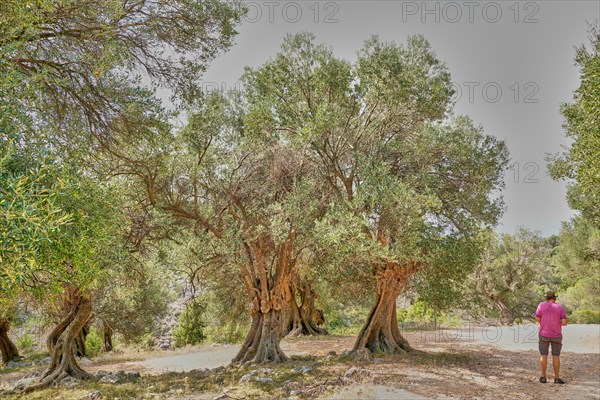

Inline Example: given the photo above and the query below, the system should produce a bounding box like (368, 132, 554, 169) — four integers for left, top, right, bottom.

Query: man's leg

(551, 338, 564, 383)
(540, 355, 548, 377)
(539, 336, 550, 380)
(552, 356, 560, 379)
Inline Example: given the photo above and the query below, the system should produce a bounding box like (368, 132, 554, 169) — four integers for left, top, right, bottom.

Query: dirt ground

(2, 330, 599, 399)
(282, 333, 600, 399)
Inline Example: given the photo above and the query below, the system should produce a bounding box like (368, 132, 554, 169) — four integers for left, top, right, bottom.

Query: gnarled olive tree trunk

(232, 232, 295, 364)
(351, 262, 418, 356)
(490, 294, 516, 325)
(22, 290, 94, 392)
(287, 285, 328, 337)
(0, 318, 20, 365)
(102, 319, 114, 352)
(75, 319, 92, 357)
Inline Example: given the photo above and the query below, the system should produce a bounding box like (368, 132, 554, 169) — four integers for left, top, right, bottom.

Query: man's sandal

(539, 377, 547, 383)
(554, 378, 565, 384)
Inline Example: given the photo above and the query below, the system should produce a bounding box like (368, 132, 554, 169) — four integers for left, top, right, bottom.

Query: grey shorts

(539, 335, 562, 356)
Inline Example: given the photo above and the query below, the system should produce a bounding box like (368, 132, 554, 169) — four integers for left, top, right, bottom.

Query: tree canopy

(548, 25, 600, 226)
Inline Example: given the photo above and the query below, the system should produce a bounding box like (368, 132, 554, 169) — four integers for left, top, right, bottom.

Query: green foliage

(173, 300, 207, 348)
(96, 265, 171, 343)
(396, 300, 463, 328)
(399, 300, 434, 322)
(553, 216, 600, 321)
(16, 334, 34, 354)
(236, 33, 509, 308)
(323, 306, 371, 336)
(570, 309, 600, 324)
(85, 327, 103, 358)
(465, 228, 552, 323)
(0, 0, 245, 135)
(0, 147, 70, 300)
(133, 332, 156, 351)
(547, 25, 600, 226)
(206, 321, 248, 344)
(414, 230, 488, 313)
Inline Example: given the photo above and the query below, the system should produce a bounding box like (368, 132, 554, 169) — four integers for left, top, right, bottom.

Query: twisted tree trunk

(21, 291, 94, 392)
(490, 295, 516, 325)
(287, 285, 328, 337)
(351, 262, 418, 356)
(232, 232, 294, 364)
(102, 320, 113, 352)
(233, 308, 289, 364)
(0, 318, 21, 365)
(75, 320, 91, 357)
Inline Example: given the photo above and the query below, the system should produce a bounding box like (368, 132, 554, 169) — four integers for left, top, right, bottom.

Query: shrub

(570, 309, 600, 324)
(324, 306, 368, 336)
(85, 327, 103, 357)
(133, 332, 156, 351)
(207, 320, 247, 344)
(172, 300, 206, 348)
(16, 334, 34, 354)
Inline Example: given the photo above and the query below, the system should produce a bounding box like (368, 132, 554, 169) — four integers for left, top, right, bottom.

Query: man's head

(545, 290, 557, 301)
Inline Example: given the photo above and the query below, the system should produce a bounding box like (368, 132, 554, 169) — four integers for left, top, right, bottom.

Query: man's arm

(561, 318, 568, 326)
(535, 316, 541, 324)
(560, 306, 567, 326)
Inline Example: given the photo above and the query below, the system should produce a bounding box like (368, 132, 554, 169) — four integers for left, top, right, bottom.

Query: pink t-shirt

(535, 301, 567, 338)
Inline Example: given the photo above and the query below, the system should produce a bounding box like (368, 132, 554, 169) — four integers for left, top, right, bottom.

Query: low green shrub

(16, 334, 34, 354)
(570, 309, 600, 324)
(173, 300, 207, 348)
(85, 327, 103, 357)
(397, 299, 463, 328)
(206, 320, 247, 344)
(324, 306, 369, 335)
(134, 332, 156, 351)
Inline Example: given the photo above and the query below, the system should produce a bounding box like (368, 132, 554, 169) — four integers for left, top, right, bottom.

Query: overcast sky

(200, 0, 599, 236)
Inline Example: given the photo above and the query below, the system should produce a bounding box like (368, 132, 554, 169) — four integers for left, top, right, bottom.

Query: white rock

(255, 377, 274, 383)
(100, 375, 119, 384)
(61, 377, 82, 388)
(80, 390, 102, 399)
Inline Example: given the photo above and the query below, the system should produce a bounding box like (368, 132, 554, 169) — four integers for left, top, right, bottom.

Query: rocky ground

(1, 330, 598, 399)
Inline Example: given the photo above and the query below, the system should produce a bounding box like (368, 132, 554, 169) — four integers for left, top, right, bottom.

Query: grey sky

(200, 0, 599, 236)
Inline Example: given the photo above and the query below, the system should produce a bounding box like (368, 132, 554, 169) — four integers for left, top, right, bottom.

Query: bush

(322, 305, 369, 336)
(133, 332, 156, 351)
(570, 309, 600, 324)
(173, 300, 206, 348)
(396, 299, 462, 328)
(207, 320, 247, 344)
(16, 334, 34, 354)
(85, 327, 103, 357)
(397, 299, 434, 324)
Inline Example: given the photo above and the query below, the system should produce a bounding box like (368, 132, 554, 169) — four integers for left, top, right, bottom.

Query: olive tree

(467, 229, 551, 325)
(0, 148, 68, 365)
(547, 25, 600, 226)
(115, 32, 508, 363)
(16, 176, 132, 392)
(238, 33, 509, 356)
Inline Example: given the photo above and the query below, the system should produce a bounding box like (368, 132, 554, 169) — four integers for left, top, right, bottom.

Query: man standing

(535, 290, 568, 384)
